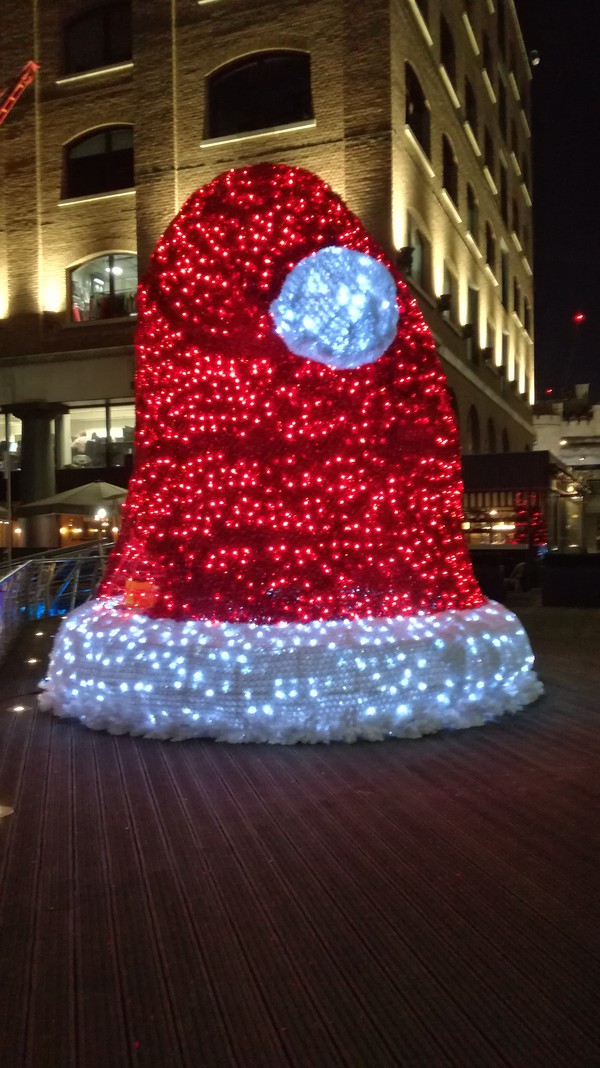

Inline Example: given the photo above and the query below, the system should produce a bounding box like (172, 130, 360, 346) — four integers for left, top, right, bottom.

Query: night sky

(515, 0, 600, 400)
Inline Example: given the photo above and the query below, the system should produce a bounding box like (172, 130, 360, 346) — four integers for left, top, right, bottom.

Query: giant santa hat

(40, 164, 542, 741)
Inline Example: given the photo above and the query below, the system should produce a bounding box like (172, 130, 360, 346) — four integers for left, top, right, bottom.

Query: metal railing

(0, 541, 111, 660)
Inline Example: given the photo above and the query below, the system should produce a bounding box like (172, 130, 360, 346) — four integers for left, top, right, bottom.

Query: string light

(39, 598, 542, 742)
(40, 163, 542, 740)
(101, 163, 482, 623)
(270, 245, 399, 368)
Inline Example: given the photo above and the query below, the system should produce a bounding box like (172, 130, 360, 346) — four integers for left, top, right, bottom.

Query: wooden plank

(1, 611, 600, 1066)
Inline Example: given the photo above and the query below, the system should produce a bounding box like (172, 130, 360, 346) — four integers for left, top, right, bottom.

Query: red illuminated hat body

(100, 163, 483, 624)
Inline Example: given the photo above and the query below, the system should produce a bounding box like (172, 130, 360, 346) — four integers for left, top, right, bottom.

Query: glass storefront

(463, 487, 584, 552)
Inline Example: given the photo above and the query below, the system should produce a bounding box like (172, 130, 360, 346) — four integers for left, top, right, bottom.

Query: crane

(1, 58, 39, 567)
(0, 61, 39, 127)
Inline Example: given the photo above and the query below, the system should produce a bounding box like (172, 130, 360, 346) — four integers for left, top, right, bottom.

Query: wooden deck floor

(0, 606, 599, 1067)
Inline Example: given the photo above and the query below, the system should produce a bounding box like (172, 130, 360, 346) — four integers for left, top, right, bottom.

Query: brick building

(0, 0, 535, 546)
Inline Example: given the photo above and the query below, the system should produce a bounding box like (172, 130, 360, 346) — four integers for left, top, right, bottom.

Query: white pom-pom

(270, 246, 399, 369)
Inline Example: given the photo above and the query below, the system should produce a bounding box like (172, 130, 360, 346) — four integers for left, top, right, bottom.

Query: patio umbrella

(18, 481, 127, 517)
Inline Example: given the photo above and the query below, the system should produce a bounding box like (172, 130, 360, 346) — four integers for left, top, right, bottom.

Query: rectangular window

(63, 402, 135, 469)
(484, 128, 495, 177)
(65, 3, 132, 75)
(501, 332, 509, 369)
(442, 265, 459, 324)
(407, 217, 432, 294)
(513, 278, 521, 320)
(497, 0, 506, 59)
(467, 286, 479, 333)
(440, 16, 456, 86)
(500, 250, 509, 308)
(487, 321, 496, 356)
(500, 163, 508, 224)
(498, 80, 508, 140)
(1, 415, 22, 473)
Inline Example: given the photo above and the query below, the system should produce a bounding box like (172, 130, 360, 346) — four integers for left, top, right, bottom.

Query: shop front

(461, 451, 585, 554)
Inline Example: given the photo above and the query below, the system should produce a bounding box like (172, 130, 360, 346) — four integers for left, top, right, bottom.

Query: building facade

(0, 0, 535, 546)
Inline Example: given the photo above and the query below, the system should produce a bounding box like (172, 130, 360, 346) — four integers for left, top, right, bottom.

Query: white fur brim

(38, 598, 543, 743)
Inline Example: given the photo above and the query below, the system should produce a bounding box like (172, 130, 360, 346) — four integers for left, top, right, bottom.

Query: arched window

(405, 64, 430, 157)
(70, 252, 138, 322)
(466, 183, 479, 242)
(442, 135, 458, 205)
(485, 222, 496, 271)
(206, 51, 313, 139)
(487, 417, 497, 453)
(64, 3, 131, 75)
(502, 428, 510, 452)
(465, 77, 478, 139)
(467, 405, 481, 453)
(440, 15, 456, 86)
(64, 126, 134, 199)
